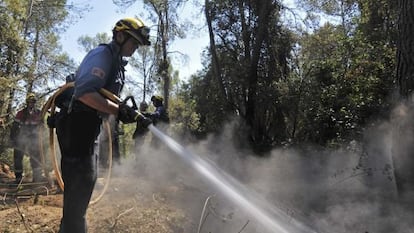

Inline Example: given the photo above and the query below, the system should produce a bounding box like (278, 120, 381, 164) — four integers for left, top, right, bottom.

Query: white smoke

(105, 106, 414, 233)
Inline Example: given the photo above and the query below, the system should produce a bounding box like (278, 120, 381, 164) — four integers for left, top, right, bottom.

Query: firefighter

(132, 101, 149, 139)
(133, 95, 169, 148)
(54, 17, 152, 233)
(132, 101, 150, 153)
(9, 93, 46, 183)
(149, 95, 169, 148)
(139, 101, 149, 113)
(148, 95, 169, 124)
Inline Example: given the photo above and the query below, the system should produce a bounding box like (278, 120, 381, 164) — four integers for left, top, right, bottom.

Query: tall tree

(0, 0, 27, 154)
(144, 0, 189, 110)
(205, 0, 226, 99)
(113, 0, 188, 110)
(393, 0, 414, 199)
(128, 46, 156, 102)
(396, 0, 414, 97)
(2, 0, 78, 112)
(201, 0, 292, 151)
(0, 0, 83, 155)
(290, 0, 396, 145)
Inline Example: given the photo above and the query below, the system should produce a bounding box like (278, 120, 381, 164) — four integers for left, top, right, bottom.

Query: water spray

(44, 85, 320, 231)
(148, 125, 320, 233)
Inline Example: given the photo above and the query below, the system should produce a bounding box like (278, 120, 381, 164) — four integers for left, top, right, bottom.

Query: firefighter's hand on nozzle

(118, 102, 140, 124)
(138, 114, 152, 128)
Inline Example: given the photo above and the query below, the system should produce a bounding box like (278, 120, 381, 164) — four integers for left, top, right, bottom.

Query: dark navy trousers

(56, 110, 101, 233)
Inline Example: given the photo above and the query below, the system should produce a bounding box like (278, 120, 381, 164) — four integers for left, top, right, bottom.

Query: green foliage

(1, 0, 77, 107)
(168, 90, 201, 136)
(77, 33, 112, 53)
(177, 71, 226, 137)
(188, 0, 294, 151)
(0, 0, 27, 78)
(0, 0, 402, 158)
(286, 0, 397, 146)
(178, 0, 398, 150)
(0, 0, 81, 160)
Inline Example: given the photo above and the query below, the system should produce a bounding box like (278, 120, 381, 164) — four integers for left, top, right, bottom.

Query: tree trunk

(162, 7, 170, 110)
(394, 0, 414, 200)
(397, 0, 414, 97)
(245, 0, 275, 142)
(205, 0, 227, 100)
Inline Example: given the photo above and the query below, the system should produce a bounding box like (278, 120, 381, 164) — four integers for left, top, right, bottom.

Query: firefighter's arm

(78, 92, 118, 115)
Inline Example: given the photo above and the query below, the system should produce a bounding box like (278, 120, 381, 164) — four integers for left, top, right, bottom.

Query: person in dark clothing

(148, 95, 169, 124)
(133, 95, 169, 148)
(54, 17, 152, 233)
(9, 93, 45, 184)
(132, 101, 149, 150)
(148, 95, 169, 148)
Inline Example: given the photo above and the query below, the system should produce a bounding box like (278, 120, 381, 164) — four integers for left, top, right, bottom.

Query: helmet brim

(126, 30, 151, 46)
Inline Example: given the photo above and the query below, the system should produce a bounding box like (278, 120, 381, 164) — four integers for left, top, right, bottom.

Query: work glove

(118, 102, 153, 126)
(137, 114, 152, 128)
(118, 102, 140, 124)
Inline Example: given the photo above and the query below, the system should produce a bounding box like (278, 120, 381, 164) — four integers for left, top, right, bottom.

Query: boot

(32, 168, 47, 183)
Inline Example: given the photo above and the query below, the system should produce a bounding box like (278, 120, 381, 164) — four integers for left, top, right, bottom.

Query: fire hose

(41, 82, 119, 205)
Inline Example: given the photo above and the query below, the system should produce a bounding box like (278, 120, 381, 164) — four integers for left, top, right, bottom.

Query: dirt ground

(3, 136, 414, 233)
(0, 155, 249, 233)
(0, 136, 273, 233)
(0, 183, 188, 233)
(0, 163, 200, 233)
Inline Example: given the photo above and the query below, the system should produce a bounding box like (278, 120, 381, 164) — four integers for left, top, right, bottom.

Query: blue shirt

(153, 105, 166, 118)
(73, 42, 125, 99)
(151, 105, 169, 123)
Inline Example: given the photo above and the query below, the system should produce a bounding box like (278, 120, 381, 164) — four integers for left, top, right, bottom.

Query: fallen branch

(197, 195, 214, 233)
(15, 199, 34, 232)
(2, 192, 7, 205)
(110, 207, 135, 231)
(238, 220, 250, 233)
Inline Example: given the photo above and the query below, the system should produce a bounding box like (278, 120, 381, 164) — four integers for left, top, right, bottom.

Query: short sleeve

(74, 46, 113, 99)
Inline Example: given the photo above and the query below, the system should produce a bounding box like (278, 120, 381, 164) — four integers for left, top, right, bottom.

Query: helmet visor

(126, 26, 151, 46)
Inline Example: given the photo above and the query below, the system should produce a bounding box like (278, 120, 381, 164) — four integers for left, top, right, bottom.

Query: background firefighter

(52, 17, 152, 233)
(9, 93, 46, 184)
(148, 95, 170, 124)
(132, 101, 149, 152)
(133, 95, 169, 148)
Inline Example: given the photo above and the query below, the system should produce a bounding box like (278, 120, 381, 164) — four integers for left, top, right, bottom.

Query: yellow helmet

(114, 17, 151, 46)
(26, 93, 36, 103)
(151, 95, 163, 102)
